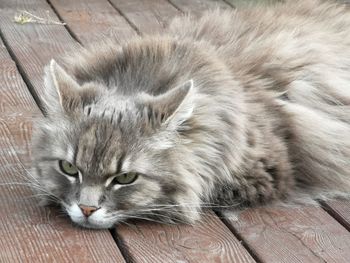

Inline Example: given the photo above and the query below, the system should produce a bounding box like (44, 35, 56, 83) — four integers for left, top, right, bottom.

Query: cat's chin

(72, 215, 117, 229)
(74, 220, 115, 229)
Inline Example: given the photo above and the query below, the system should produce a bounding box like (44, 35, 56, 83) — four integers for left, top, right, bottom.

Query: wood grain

(0, 38, 37, 117)
(115, 211, 256, 263)
(48, 0, 137, 44)
(223, 205, 350, 263)
(109, 0, 180, 34)
(0, 0, 126, 261)
(322, 200, 350, 230)
(0, 0, 80, 99)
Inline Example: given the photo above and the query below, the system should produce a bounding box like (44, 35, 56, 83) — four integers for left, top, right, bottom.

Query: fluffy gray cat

(32, 0, 350, 229)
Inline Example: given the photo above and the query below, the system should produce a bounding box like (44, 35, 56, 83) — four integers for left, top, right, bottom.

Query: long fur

(169, 0, 350, 200)
(31, 0, 350, 228)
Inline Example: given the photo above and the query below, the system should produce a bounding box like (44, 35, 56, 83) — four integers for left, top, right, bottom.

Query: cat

(31, 0, 350, 229)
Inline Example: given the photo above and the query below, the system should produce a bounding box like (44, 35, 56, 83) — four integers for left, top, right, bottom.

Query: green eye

(112, 172, 138, 185)
(59, 160, 79, 177)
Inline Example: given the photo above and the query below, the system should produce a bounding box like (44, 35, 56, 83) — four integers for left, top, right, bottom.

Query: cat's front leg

(213, 156, 294, 211)
(237, 155, 295, 207)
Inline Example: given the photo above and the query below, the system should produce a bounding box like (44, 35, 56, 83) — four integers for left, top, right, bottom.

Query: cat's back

(168, 0, 350, 74)
(65, 0, 350, 99)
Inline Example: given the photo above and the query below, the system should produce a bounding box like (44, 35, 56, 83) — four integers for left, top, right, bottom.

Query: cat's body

(32, 0, 350, 228)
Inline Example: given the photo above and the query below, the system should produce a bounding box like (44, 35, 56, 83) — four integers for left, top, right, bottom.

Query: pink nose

(79, 205, 99, 217)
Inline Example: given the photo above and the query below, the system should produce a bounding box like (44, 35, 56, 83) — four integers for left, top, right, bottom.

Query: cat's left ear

(43, 59, 84, 115)
(145, 79, 195, 130)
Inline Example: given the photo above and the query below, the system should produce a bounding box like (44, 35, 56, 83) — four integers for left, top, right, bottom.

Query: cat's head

(32, 59, 202, 229)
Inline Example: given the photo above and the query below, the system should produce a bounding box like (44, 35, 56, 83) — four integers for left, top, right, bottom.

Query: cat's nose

(79, 204, 100, 217)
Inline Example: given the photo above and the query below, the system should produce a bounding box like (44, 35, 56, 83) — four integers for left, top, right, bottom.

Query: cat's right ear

(141, 79, 195, 130)
(42, 59, 81, 116)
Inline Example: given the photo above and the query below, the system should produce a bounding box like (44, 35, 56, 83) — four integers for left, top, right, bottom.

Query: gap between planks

(46, 0, 82, 44)
(106, 0, 141, 35)
(320, 200, 350, 232)
(0, 28, 45, 114)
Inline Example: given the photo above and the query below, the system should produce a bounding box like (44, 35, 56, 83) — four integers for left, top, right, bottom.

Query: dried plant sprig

(14, 10, 66, 25)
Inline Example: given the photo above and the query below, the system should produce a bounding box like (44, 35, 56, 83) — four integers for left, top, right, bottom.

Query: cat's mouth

(64, 203, 117, 229)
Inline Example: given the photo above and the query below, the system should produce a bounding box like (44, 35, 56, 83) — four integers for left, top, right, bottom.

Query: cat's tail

(281, 90, 350, 200)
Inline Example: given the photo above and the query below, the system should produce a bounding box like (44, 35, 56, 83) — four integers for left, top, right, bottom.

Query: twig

(14, 10, 66, 25)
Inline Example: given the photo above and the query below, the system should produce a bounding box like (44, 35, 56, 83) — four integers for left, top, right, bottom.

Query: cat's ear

(43, 59, 82, 115)
(145, 79, 195, 129)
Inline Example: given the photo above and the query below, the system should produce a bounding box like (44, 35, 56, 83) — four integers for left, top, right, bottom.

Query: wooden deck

(0, 0, 349, 262)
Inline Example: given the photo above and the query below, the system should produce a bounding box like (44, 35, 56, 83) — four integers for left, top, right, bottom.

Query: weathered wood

(116, 211, 256, 263)
(49, 0, 137, 44)
(0, 39, 36, 116)
(0, 35, 39, 163)
(223, 205, 350, 263)
(0, 0, 80, 100)
(0, 1, 126, 262)
(322, 200, 350, 230)
(168, 0, 231, 14)
(109, 0, 180, 34)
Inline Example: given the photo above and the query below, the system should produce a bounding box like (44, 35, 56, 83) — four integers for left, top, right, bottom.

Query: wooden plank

(0, 39, 37, 116)
(0, 0, 80, 99)
(116, 211, 256, 263)
(108, 0, 180, 34)
(0, 36, 38, 161)
(168, 0, 231, 14)
(49, 0, 137, 44)
(0, 1, 126, 261)
(223, 206, 350, 263)
(49, 0, 257, 261)
(322, 200, 350, 230)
